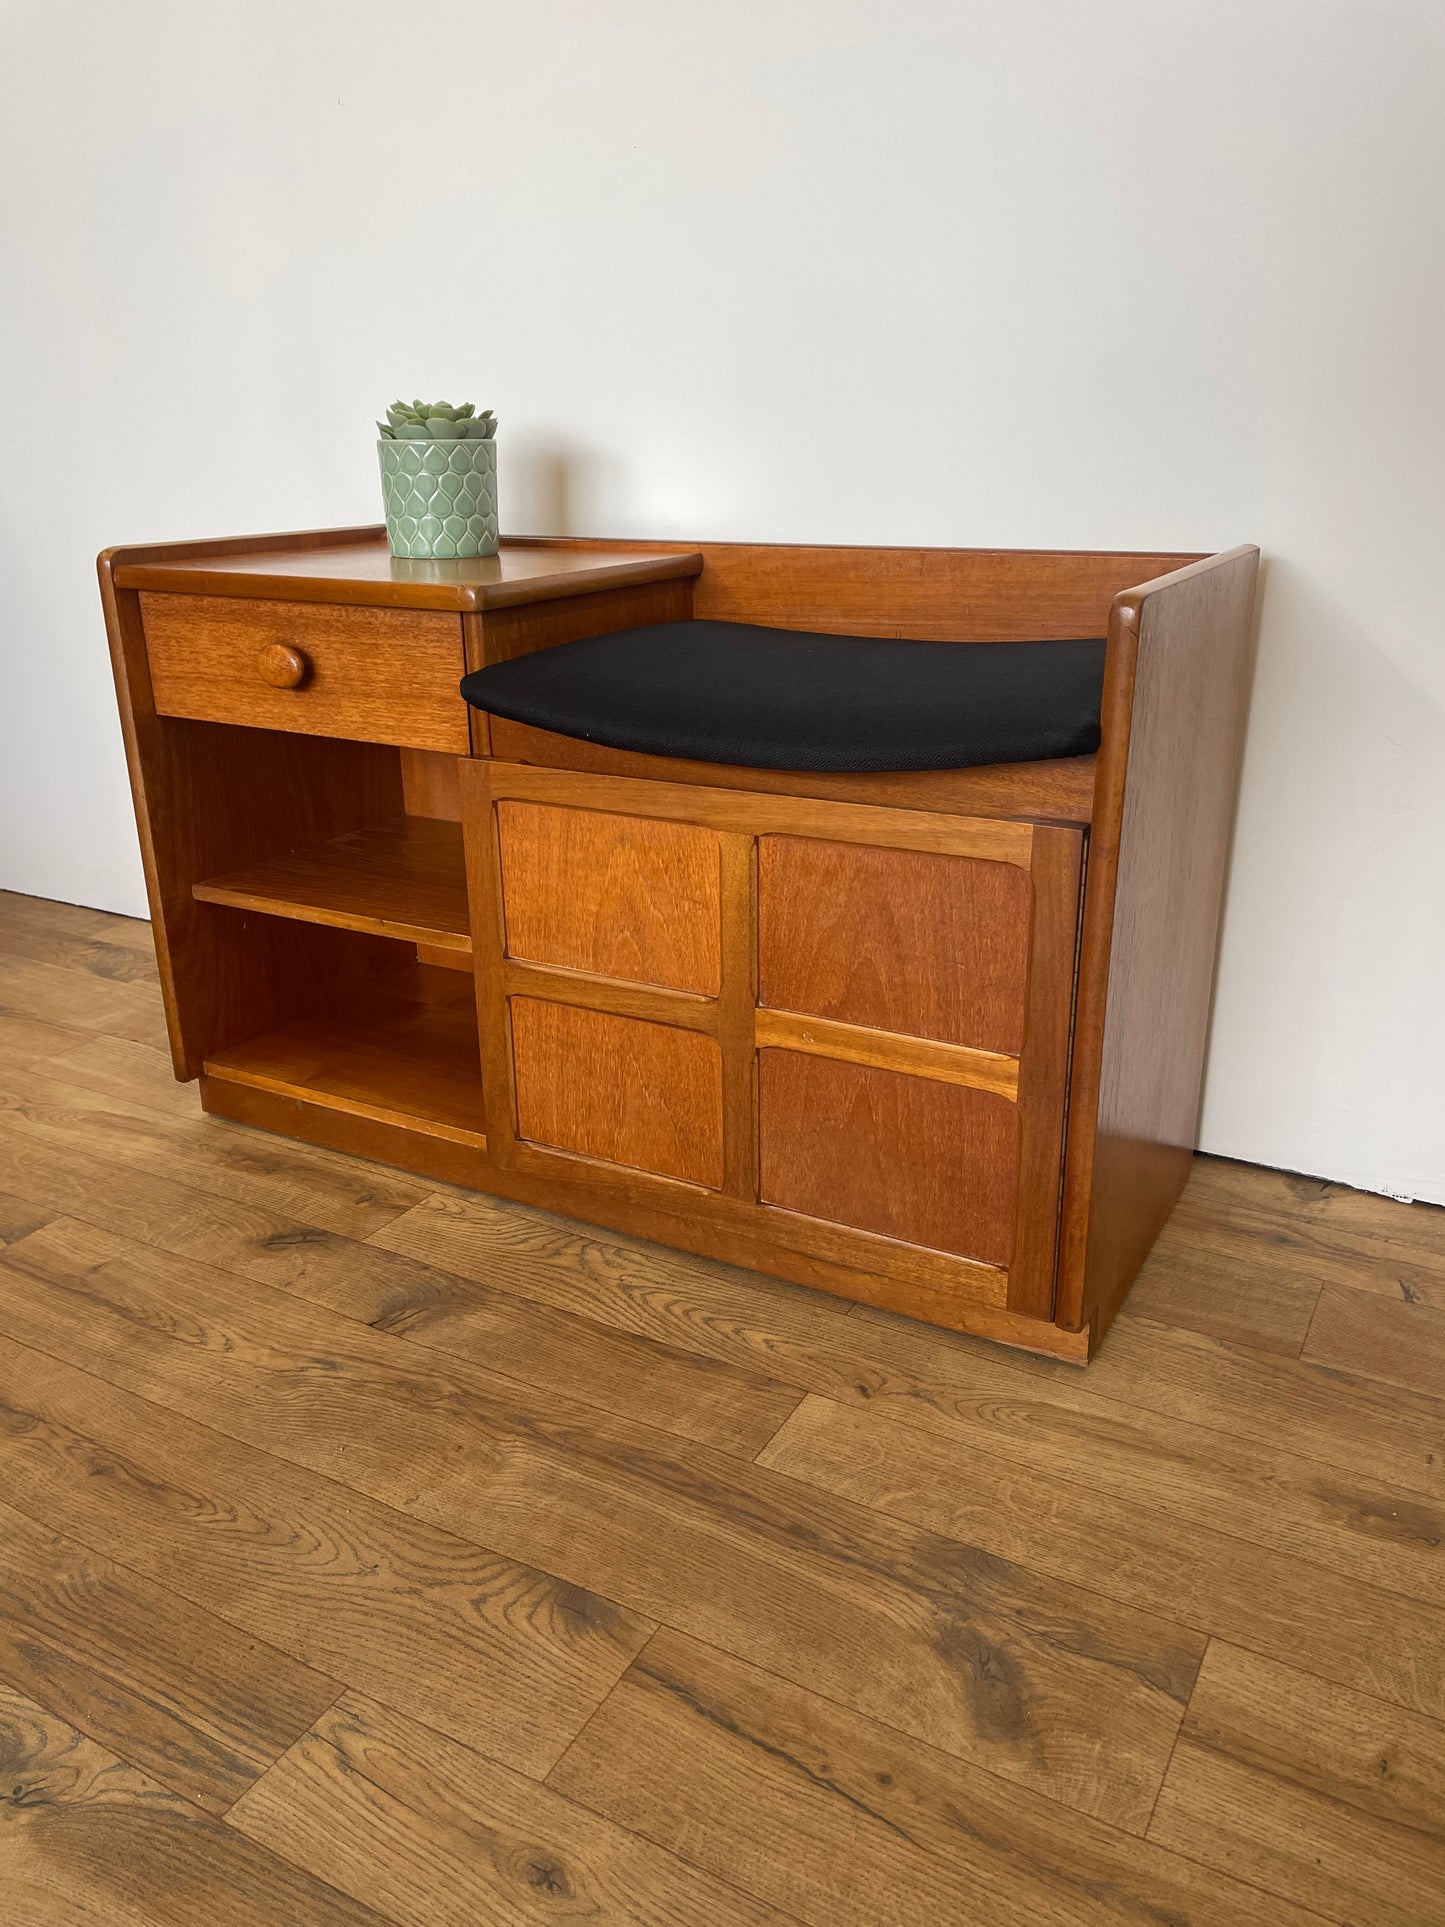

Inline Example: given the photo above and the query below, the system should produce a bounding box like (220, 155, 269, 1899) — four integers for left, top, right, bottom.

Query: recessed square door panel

(497, 801, 721, 994)
(758, 835, 1031, 1053)
(758, 1048, 1020, 1265)
(511, 997, 724, 1188)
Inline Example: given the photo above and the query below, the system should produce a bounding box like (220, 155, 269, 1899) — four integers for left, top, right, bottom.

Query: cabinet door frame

(460, 759, 1081, 1320)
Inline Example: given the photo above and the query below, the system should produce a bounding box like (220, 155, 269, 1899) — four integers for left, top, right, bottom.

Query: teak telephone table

(99, 529, 1258, 1361)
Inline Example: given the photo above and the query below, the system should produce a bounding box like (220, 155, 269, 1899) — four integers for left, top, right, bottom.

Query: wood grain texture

(0, 1087, 797, 1458)
(8, 897, 1444, 1927)
(371, 1160, 1445, 1611)
(0, 916, 158, 989)
(1082, 1301, 1445, 1501)
(0, 1223, 1195, 1827)
(397, 746, 462, 821)
(717, 831, 760, 1200)
(111, 530, 704, 612)
(484, 760, 1035, 865)
(1058, 546, 1260, 1336)
(1183, 1157, 1445, 1309)
(497, 800, 721, 993)
(548, 1628, 1319, 1927)
(206, 963, 487, 1146)
(195, 815, 471, 954)
(0, 1497, 339, 1814)
(466, 758, 1051, 1334)
(512, 998, 724, 1187)
(759, 1050, 1020, 1265)
(1005, 824, 1084, 1318)
(229, 1690, 785, 1926)
(140, 591, 470, 750)
(754, 1007, 1019, 1099)
(795, 1288, 1445, 1607)
(489, 717, 1098, 823)
(0, 1057, 428, 1242)
(0, 1189, 51, 1246)
(1124, 1196, 1325, 1354)
(497, 535, 1198, 641)
(39, 1032, 198, 1116)
(475, 575, 695, 665)
(201, 1063, 1026, 1338)
(0, 1680, 385, 1926)
(0, 1327, 652, 1778)
(0, 889, 157, 954)
(1302, 1282, 1445, 1396)
(0, 955, 173, 1055)
(501, 959, 715, 1033)
(255, 639, 308, 688)
(759, 834, 1032, 1051)
(1148, 1642, 1445, 1926)
(757, 1393, 1445, 1723)
(847, 1269, 1445, 1507)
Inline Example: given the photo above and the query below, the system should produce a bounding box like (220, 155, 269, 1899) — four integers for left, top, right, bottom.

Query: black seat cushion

(460, 619, 1107, 774)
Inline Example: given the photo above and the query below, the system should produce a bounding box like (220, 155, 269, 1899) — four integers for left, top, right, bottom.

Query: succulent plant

(376, 400, 497, 442)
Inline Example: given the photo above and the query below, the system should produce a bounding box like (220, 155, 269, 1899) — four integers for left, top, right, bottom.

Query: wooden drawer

(139, 592, 470, 752)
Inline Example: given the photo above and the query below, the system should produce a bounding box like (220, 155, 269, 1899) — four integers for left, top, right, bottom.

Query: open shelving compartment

(187, 746, 488, 1155)
(194, 815, 472, 957)
(203, 955, 487, 1147)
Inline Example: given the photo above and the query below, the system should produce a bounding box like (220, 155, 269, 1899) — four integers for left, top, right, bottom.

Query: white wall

(2, 0, 1442, 1202)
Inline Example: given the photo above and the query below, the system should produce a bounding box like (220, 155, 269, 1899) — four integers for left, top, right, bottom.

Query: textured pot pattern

(378, 437, 499, 558)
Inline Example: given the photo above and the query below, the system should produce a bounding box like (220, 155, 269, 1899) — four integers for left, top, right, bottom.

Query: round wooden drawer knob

(256, 642, 309, 689)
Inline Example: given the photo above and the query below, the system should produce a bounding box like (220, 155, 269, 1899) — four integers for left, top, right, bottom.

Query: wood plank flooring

(0, 887, 1442, 1924)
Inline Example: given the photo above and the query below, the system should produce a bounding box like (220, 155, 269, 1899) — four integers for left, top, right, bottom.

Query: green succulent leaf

(380, 398, 496, 440)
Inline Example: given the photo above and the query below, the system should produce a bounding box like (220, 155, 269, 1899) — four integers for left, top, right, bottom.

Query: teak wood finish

(98, 526, 1258, 1359)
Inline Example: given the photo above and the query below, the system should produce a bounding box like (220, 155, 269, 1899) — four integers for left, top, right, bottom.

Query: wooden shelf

(194, 816, 471, 956)
(204, 964, 486, 1146)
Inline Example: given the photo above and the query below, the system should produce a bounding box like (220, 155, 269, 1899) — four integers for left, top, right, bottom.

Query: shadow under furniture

(98, 530, 1258, 1361)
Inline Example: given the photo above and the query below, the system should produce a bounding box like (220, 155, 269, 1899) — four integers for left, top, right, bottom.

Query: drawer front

(140, 592, 470, 752)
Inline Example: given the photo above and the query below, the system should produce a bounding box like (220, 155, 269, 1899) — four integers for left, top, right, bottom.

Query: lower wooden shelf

(194, 815, 471, 956)
(204, 963, 487, 1146)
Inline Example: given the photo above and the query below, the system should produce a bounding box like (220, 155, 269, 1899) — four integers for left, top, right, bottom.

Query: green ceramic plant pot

(378, 436, 499, 558)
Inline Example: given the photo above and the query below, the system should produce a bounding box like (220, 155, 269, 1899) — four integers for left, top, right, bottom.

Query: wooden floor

(0, 889, 1442, 1926)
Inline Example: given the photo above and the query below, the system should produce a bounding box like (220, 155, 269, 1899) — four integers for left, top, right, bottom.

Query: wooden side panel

(758, 836, 1031, 1052)
(496, 802, 721, 994)
(399, 749, 462, 821)
(1057, 547, 1261, 1336)
(139, 593, 470, 752)
(511, 998, 723, 1188)
(98, 565, 412, 1081)
(758, 1051, 1019, 1265)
